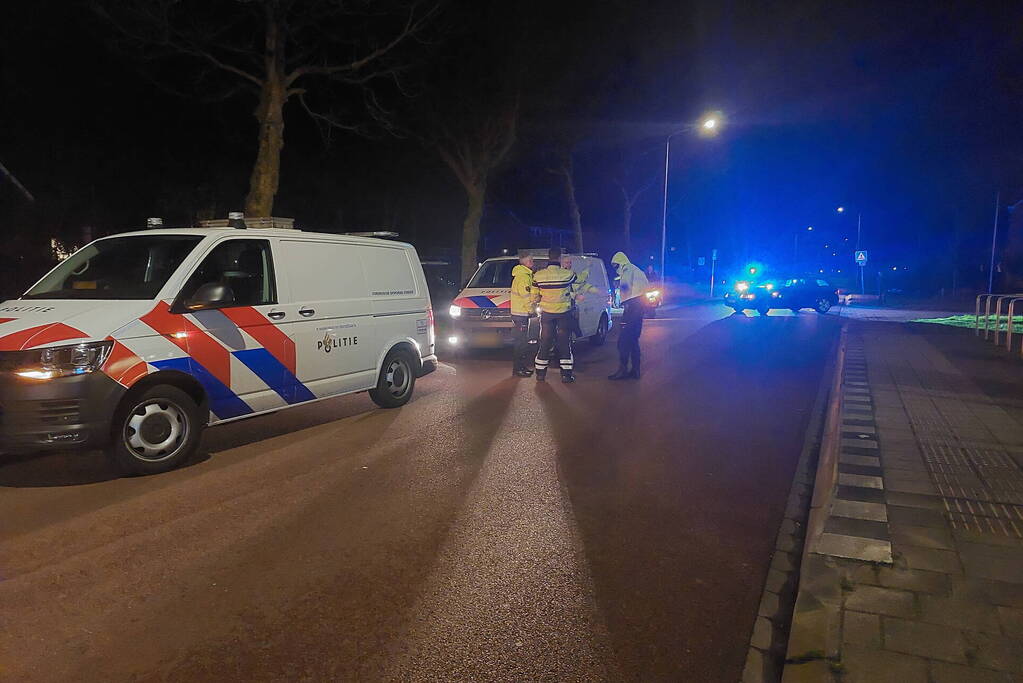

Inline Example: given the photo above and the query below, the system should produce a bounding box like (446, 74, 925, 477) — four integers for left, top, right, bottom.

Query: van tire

(370, 348, 417, 408)
(106, 384, 204, 476)
(590, 313, 609, 346)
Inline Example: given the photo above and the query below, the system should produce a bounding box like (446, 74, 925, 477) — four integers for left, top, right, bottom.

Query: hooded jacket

(611, 252, 650, 303)
(510, 264, 538, 315)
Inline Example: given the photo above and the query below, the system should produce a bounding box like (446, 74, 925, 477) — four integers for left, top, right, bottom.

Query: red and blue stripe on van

(453, 294, 512, 309)
(138, 302, 314, 420)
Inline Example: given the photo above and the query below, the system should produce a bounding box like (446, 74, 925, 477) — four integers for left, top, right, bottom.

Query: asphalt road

(0, 303, 841, 682)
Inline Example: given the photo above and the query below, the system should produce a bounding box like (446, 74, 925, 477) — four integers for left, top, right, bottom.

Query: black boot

(535, 368, 547, 382)
(628, 359, 641, 379)
(561, 370, 576, 383)
(608, 365, 630, 380)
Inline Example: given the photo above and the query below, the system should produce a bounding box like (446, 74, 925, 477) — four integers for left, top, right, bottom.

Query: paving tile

(959, 543, 1023, 583)
(885, 477, 939, 495)
(899, 544, 962, 574)
(839, 473, 885, 489)
(891, 524, 956, 550)
(771, 550, 798, 574)
(833, 498, 888, 522)
(845, 585, 916, 618)
(963, 631, 1023, 673)
(873, 567, 952, 594)
(919, 594, 1003, 634)
(843, 610, 881, 648)
(929, 660, 1014, 683)
(883, 617, 968, 663)
(951, 578, 1023, 609)
(996, 606, 1023, 638)
(886, 491, 945, 510)
(840, 644, 928, 683)
(888, 505, 948, 529)
(751, 615, 774, 650)
(815, 532, 893, 563)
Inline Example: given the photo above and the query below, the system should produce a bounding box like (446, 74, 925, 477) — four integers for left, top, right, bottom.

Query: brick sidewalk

(784, 322, 1023, 683)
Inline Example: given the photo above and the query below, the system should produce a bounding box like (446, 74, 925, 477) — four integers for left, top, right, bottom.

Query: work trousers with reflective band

(536, 311, 573, 371)
(512, 314, 532, 370)
(618, 297, 645, 369)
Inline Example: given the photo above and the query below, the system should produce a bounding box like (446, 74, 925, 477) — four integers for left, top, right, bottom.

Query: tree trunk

(559, 165, 583, 253)
(244, 76, 286, 217)
(460, 182, 486, 283)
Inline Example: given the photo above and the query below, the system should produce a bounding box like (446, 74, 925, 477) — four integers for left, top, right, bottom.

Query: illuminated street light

(836, 206, 845, 213)
(807, 226, 814, 231)
(661, 110, 724, 291)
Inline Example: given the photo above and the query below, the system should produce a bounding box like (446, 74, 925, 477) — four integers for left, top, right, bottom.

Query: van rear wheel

(106, 384, 204, 476)
(370, 348, 417, 408)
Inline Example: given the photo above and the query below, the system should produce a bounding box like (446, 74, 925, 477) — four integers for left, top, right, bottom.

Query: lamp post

(660, 112, 721, 291)
(837, 206, 864, 294)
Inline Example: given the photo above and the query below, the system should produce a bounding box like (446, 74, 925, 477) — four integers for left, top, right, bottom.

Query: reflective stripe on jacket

(533, 265, 577, 314)
(510, 264, 538, 315)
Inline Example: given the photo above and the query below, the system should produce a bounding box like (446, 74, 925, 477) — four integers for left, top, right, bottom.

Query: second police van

(0, 216, 437, 474)
(447, 250, 613, 349)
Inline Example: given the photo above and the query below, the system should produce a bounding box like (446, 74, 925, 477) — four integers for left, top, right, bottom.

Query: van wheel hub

(125, 400, 187, 461)
(385, 359, 411, 397)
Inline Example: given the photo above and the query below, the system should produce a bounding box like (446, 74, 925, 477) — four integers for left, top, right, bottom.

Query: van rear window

(23, 235, 203, 300)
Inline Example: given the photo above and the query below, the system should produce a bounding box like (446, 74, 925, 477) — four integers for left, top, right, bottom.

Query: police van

(447, 251, 612, 349)
(0, 216, 437, 474)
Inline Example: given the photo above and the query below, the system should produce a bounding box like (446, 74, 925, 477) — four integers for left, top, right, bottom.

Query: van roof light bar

(228, 212, 247, 229)
(345, 231, 400, 239)
(146, 217, 163, 229)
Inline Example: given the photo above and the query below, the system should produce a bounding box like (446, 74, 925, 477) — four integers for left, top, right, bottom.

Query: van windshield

(23, 235, 204, 300)
(467, 259, 548, 288)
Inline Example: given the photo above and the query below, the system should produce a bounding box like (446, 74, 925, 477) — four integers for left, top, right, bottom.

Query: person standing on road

(510, 253, 538, 377)
(534, 247, 577, 383)
(609, 251, 649, 380)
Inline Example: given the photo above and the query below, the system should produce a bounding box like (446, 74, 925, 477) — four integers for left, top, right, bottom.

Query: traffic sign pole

(710, 249, 718, 297)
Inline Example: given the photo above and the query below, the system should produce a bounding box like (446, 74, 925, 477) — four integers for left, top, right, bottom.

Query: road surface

(0, 303, 841, 682)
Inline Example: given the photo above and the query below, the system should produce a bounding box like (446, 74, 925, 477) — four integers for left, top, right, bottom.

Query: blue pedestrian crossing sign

(855, 250, 868, 266)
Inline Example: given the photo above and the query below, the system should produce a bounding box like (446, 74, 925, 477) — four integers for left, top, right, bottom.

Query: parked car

(724, 276, 838, 315)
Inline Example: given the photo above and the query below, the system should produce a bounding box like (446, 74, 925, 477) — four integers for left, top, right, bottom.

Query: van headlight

(448, 305, 462, 318)
(13, 341, 113, 380)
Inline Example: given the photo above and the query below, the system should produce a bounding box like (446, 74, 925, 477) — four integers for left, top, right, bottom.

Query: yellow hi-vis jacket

(533, 264, 577, 314)
(510, 264, 538, 315)
(612, 251, 650, 303)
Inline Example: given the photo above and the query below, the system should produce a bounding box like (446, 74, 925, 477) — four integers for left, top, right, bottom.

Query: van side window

(179, 239, 276, 307)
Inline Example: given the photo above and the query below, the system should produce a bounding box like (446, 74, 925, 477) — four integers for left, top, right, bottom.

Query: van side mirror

(185, 282, 235, 311)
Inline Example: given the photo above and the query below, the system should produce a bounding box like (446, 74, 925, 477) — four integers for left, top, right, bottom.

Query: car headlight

(646, 290, 661, 300)
(13, 341, 113, 380)
(772, 291, 780, 297)
(448, 304, 462, 318)
(735, 282, 749, 292)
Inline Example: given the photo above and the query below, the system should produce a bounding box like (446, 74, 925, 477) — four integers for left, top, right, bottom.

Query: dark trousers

(512, 314, 532, 370)
(536, 311, 573, 372)
(618, 297, 645, 369)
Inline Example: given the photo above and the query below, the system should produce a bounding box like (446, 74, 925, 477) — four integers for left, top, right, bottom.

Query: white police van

(0, 216, 436, 474)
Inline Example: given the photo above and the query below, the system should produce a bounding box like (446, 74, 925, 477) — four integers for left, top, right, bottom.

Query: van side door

(276, 239, 377, 397)
(164, 237, 297, 419)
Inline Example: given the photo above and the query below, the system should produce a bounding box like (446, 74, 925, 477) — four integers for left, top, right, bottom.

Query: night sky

(2, 0, 1022, 296)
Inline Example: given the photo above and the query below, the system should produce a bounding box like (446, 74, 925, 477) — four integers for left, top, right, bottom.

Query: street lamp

(660, 110, 723, 291)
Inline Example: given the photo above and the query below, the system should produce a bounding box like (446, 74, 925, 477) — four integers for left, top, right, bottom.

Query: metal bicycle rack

(975, 293, 1023, 356)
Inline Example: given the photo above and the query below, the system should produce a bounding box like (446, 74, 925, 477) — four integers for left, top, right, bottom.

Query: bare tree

(95, 0, 439, 216)
(428, 98, 519, 282)
(547, 143, 583, 253)
(615, 177, 653, 253)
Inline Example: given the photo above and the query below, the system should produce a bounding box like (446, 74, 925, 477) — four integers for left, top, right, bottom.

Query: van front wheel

(370, 349, 417, 408)
(106, 384, 204, 476)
